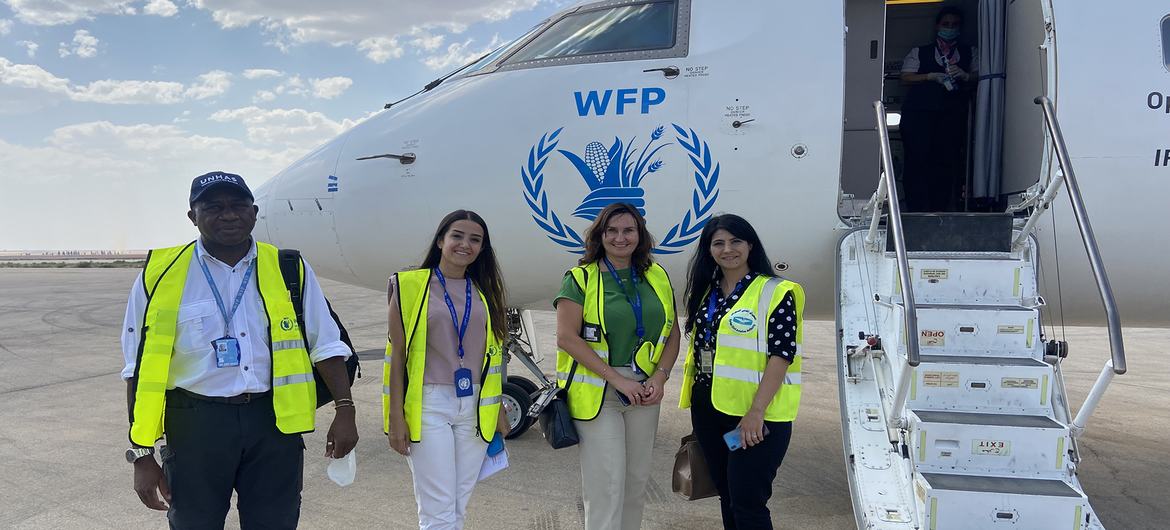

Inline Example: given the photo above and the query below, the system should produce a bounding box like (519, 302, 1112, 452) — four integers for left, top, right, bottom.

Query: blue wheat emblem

(558, 126, 668, 221)
(521, 123, 720, 254)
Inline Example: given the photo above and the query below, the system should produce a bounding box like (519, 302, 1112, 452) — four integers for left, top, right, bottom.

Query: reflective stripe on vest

(555, 261, 675, 421)
(678, 276, 805, 422)
(382, 269, 503, 442)
(129, 241, 316, 446)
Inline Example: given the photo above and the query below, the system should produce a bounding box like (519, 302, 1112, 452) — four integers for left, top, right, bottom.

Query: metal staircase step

(909, 357, 1055, 415)
(919, 355, 1047, 367)
(887, 213, 1014, 253)
(890, 256, 1036, 306)
(888, 304, 1042, 359)
(909, 410, 1070, 477)
(914, 472, 1095, 529)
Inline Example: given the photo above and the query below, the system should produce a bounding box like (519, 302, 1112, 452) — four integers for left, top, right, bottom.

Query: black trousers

(162, 389, 304, 530)
(899, 106, 969, 213)
(690, 382, 792, 530)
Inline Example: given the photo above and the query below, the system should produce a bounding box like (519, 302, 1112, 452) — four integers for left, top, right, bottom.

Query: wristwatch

(125, 446, 155, 464)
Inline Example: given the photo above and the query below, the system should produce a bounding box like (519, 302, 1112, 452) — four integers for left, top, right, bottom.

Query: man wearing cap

(120, 171, 358, 528)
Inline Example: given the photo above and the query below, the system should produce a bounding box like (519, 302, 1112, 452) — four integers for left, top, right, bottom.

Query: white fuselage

(254, 0, 1170, 327)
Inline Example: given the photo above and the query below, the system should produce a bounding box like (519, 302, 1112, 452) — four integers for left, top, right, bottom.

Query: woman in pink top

(386, 210, 509, 529)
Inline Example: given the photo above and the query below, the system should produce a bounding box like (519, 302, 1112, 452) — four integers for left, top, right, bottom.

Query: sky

(0, 0, 571, 250)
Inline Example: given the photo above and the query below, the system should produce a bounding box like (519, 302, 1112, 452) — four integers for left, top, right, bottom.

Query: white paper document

(478, 448, 509, 481)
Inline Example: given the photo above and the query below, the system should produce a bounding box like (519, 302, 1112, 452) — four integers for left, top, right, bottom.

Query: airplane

(252, 0, 1169, 528)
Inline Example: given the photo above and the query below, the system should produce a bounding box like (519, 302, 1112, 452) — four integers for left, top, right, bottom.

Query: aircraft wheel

(508, 375, 539, 397)
(501, 382, 534, 439)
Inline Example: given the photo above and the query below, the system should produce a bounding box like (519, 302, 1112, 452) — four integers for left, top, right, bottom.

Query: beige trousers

(574, 366, 661, 530)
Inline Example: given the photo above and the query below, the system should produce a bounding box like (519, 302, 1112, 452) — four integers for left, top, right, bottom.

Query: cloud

(0, 57, 234, 105)
(272, 75, 306, 96)
(309, 76, 352, 99)
(423, 35, 501, 71)
(142, 0, 178, 17)
(357, 37, 404, 64)
(208, 106, 362, 148)
(58, 29, 100, 59)
(242, 68, 283, 80)
(0, 120, 312, 249)
(0, 57, 71, 94)
(5, 0, 138, 26)
(18, 41, 39, 58)
(183, 70, 231, 100)
(71, 79, 185, 104)
(0, 18, 12, 35)
(185, 0, 542, 60)
(252, 89, 275, 103)
(409, 29, 445, 52)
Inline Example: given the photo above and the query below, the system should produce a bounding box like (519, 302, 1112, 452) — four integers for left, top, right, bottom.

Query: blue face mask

(938, 28, 960, 41)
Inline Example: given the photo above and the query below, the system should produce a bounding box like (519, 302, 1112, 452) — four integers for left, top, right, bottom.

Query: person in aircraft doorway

(899, 6, 978, 212)
(554, 202, 682, 530)
(121, 171, 357, 529)
(385, 209, 511, 530)
(679, 214, 805, 530)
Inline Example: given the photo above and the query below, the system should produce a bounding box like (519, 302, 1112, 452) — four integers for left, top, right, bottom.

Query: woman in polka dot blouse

(678, 213, 805, 530)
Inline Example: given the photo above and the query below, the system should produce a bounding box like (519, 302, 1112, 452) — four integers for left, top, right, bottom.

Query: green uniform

(555, 267, 667, 368)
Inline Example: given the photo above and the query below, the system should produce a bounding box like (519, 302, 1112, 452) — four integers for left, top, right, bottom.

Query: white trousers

(574, 366, 662, 530)
(407, 384, 488, 530)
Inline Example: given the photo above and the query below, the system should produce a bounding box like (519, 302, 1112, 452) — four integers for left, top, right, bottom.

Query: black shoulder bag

(277, 249, 361, 408)
(539, 361, 580, 449)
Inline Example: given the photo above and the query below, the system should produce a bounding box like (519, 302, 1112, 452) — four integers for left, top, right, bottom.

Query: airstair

(836, 100, 1127, 529)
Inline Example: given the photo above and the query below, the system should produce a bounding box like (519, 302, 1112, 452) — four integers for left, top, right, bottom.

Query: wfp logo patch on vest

(280, 317, 297, 332)
(521, 121, 721, 255)
(728, 309, 757, 333)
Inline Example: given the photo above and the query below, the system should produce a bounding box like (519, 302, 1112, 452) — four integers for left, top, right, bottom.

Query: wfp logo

(521, 124, 721, 254)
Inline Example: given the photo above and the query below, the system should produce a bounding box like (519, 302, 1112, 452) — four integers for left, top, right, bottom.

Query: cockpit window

(460, 23, 545, 77)
(505, 1, 676, 63)
(493, 0, 690, 71)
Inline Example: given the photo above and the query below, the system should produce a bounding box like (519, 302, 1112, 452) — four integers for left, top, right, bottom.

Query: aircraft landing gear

(500, 308, 560, 439)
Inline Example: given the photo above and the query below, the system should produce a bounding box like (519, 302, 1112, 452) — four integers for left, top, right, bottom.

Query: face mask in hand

(938, 28, 960, 41)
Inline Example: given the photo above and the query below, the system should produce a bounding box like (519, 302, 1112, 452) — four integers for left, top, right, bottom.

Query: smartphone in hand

(723, 425, 770, 451)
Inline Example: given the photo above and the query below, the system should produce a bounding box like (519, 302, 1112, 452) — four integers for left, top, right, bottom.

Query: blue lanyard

(196, 246, 256, 335)
(704, 289, 719, 345)
(434, 268, 472, 366)
(602, 257, 644, 338)
(704, 277, 747, 344)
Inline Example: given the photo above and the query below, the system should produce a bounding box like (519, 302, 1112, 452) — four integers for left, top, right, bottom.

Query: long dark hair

(578, 202, 655, 274)
(419, 210, 508, 340)
(683, 214, 774, 333)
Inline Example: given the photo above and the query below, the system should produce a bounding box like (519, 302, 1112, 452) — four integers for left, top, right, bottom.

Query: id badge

(213, 337, 241, 368)
(698, 347, 714, 375)
(581, 323, 602, 343)
(454, 367, 474, 398)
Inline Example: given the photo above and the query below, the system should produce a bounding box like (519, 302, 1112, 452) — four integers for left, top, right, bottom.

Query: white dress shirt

(120, 240, 350, 397)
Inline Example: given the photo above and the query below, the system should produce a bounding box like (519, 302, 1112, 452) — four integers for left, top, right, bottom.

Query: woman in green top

(553, 202, 681, 530)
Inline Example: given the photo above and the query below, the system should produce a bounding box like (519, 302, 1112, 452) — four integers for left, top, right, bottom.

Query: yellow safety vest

(679, 276, 805, 422)
(382, 269, 503, 442)
(129, 241, 317, 446)
(556, 261, 676, 420)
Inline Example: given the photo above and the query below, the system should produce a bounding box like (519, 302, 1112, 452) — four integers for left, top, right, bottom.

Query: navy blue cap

(189, 171, 254, 206)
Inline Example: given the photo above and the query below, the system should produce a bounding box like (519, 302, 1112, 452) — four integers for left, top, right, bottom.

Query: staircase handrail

(870, 102, 920, 431)
(1032, 96, 1127, 375)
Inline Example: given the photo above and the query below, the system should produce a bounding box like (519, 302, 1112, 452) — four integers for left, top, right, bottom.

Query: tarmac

(0, 268, 1166, 529)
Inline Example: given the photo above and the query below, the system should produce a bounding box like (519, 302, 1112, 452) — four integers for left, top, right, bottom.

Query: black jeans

(162, 389, 304, 530)
(690, 382, 792, 530)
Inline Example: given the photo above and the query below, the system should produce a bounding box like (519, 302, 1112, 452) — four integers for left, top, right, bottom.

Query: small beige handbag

(671, 433, 718, 500)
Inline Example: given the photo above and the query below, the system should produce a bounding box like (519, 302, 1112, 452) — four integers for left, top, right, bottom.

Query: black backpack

(277, 249, 361, 408)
